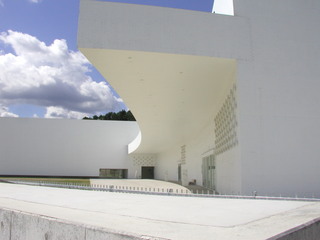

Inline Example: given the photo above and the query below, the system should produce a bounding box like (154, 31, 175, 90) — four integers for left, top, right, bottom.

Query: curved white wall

(0, 118, 139, 177)
(128, 130, 141, 154)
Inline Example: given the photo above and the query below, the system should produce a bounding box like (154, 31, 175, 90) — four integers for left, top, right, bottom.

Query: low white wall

(0, 208, 142, 240)
(0, 118, 139, 177)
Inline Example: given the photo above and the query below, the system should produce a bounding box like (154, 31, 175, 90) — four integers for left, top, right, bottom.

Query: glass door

(202, 154, 215, 190)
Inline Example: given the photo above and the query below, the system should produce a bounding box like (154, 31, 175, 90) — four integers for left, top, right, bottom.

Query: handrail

(7, 180, 320, 202)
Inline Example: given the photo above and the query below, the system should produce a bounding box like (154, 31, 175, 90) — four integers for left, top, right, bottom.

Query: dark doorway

(178, 164, 182, 182)
(141, 167, 154, 179)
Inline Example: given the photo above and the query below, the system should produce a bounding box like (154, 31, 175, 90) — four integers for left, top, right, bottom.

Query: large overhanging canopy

(80, 48, 236, 153)
(78, 0, 249, 153)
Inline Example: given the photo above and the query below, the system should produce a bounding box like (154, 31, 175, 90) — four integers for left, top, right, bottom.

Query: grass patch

(0, 177, 91, 186)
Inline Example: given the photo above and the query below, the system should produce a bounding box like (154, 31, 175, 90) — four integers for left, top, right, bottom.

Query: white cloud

(44, 106, 87, 119)
(0, 30, 123, 119)
(213, 0, 234, 15)
(0, 104, 18, 117)
(29, 0, 42, 3)
(0, 0, 43, 7)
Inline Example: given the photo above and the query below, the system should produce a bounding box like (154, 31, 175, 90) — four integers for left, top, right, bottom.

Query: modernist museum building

(1, 0, 320, 198)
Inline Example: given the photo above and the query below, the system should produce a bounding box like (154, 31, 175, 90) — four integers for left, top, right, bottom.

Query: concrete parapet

(267, 217, 320, 240)
(0, 208, 165, 240)
(1, 182, 319, 240)
(1, 205, 319, 240)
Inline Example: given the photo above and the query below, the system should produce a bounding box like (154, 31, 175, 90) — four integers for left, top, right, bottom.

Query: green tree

(83, 110, 136, 121)
(127, 111, 136, 121)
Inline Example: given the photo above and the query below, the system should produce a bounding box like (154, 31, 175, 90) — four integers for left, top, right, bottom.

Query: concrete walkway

(0, 182, 319, 239)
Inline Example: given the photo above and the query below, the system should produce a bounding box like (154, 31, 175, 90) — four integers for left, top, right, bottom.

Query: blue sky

(0, 0, 231, 119)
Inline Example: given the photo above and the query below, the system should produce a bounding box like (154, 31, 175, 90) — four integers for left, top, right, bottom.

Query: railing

(6, 180, 320, 202)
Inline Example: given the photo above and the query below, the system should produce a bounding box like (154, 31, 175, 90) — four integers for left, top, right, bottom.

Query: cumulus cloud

(0, 104, 18, 118)
(0, 30, 123, 119)
(44, 106, 88, 119)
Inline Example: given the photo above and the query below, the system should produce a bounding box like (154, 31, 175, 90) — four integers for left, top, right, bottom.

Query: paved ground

(0, 182, 319, 239)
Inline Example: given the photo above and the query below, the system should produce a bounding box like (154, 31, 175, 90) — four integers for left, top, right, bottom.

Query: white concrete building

(0, 118, 139, 178)
(77, 0, 320, 198)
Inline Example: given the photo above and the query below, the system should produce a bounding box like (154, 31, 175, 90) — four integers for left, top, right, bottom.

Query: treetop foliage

(83, 110, 136, 121)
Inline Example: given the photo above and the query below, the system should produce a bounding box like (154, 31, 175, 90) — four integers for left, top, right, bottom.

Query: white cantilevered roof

(78, 1, 248, 153)
(80, 48, 235, 153)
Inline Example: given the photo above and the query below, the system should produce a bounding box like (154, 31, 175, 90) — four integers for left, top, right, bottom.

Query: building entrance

(141, 166, 154, 179)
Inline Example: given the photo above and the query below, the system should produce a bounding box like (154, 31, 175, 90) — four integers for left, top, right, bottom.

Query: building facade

(3, 0, 315, 197)
(77, 0, 320, 198)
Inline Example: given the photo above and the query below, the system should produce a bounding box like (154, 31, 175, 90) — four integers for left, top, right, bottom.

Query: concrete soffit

(78, 1, 248, 153)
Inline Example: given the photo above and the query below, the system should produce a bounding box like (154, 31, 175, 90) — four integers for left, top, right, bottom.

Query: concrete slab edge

(0, 207, 169, 240)
(266, 217, 320, 240)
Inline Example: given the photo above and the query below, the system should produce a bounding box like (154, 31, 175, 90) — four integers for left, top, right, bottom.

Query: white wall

(213, 79, 241, 194)
(78, 0, 251, 60)
(0, 118, 139, 177)
(235, 0, 320, 198)
(156, 147, 180, 182)
(215, 148, 241, 195)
